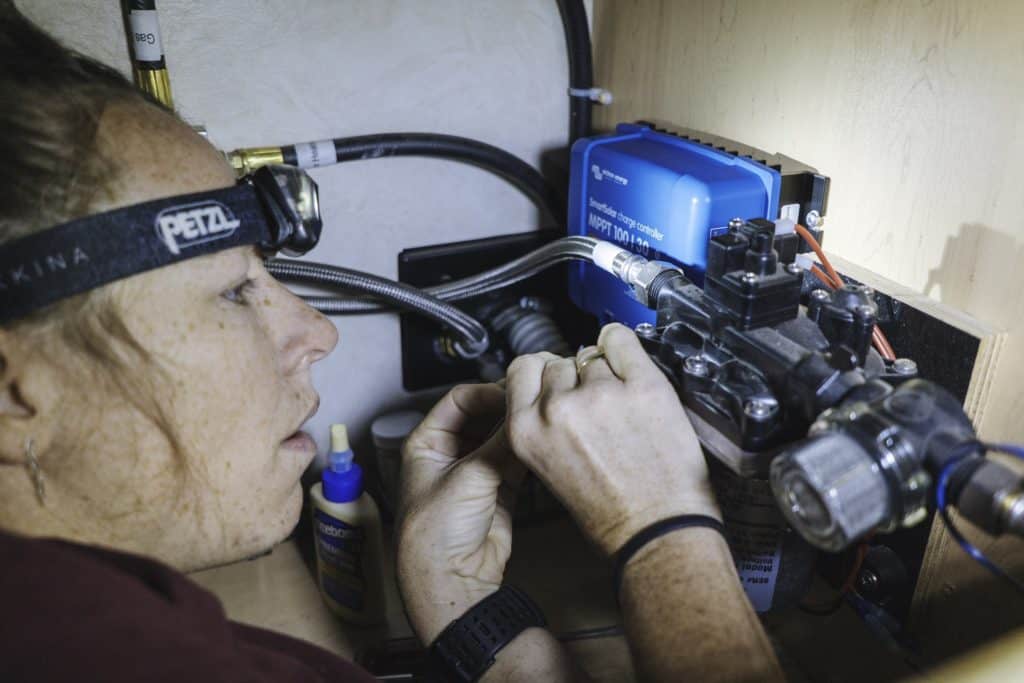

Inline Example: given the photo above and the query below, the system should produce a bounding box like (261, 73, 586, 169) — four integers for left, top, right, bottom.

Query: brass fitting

(226, 146, 286, 177)
(134, 67, 174, 109)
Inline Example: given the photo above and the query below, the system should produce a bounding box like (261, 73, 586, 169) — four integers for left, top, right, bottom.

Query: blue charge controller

(568, 122, 829, 328)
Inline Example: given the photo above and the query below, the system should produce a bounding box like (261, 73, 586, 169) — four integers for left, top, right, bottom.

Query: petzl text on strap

(0, 184, 271, 325)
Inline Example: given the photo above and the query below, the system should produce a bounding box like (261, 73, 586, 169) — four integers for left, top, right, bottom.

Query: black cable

(282, 133, 565, 226)
(555, 0, 594, 146)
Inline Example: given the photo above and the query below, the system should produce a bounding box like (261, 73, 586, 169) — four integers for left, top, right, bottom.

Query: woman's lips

(280, 430, 317, 454)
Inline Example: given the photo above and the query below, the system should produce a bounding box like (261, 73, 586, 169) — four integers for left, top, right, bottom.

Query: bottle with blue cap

(310, 423, 385, 625)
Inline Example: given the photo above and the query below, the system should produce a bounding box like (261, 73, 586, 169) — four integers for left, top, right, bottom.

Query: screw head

(635, 322, 656, 338)
(892, 358, 918, 376)
(683, 356, 709, 377)
(742, 271, 758, 284)
(729, 217, 745, 230)
(744, 398, 778, 419)
(805, 210, 822, 228)
(786, 263, 802, 275)
(858, 569, 880, 594)
(811, 289, 830, 302)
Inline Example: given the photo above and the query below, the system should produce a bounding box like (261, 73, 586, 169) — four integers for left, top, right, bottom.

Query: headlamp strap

(0, 183, 271, 325)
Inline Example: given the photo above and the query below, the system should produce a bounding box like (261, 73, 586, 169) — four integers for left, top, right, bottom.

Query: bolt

(786, 263, 802, 275)
(856, 304, 876, 319)
(683, 356, 709, 377)
(858, 569, 880, 594)
(861, 286, 875, 298)
(892, 358, 918, 376)
(742, 271, 758, 284)
(805, 210, 822, 228)
(744, 398, 778, 420)
(729, 217, 745, 231)
(635, 322, 656, 338)
(811, 289, 830, 302)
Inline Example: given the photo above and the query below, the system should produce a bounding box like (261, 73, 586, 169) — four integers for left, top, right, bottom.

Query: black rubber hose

(283, 133, 565, 226)
(556, 0, 594, 146)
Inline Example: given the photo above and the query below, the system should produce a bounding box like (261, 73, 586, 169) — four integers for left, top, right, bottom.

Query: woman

(0, 5, 781, 682)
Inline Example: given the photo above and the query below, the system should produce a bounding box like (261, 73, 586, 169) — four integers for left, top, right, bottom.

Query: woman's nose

(278, 293, 339, 375)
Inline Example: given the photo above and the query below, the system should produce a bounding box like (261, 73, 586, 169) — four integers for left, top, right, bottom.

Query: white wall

(18, 0, 579, 454)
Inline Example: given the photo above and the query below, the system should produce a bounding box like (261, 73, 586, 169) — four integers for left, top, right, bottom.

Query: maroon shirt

(0, 530, 377, 682)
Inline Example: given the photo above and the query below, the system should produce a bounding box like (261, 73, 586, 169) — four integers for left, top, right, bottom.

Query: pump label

(313, 510, 366, 611)
(155, 201, 241, 256)
(712, 470, 784, 613)
(129, 10, 163, 62)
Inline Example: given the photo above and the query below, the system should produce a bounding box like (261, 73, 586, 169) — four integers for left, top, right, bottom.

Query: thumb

(447, 423, 525, 495)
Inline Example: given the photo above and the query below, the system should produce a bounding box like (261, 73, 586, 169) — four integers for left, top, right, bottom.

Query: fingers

(540, 357, 578, 398)
(402, 383, 506, 503)
(452, 425, 525, 489)
(575, 345, 618, 383)
(505, 351, 560, 411)
(405, 383, 506, 457)
(597, 323, 661, 383)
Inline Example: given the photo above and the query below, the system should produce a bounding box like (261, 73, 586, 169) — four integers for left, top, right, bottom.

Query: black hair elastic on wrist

(612, 514, 727, 597)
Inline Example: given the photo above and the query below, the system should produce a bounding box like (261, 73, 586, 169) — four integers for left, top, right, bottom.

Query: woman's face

(0, 103, 338, 571)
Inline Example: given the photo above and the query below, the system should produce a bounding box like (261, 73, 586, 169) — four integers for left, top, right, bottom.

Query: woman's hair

(0, 2, 162, 336)
(0, 1, 148, 245)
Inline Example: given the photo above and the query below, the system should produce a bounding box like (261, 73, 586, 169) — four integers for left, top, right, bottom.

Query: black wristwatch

(426, 585, 546, 682)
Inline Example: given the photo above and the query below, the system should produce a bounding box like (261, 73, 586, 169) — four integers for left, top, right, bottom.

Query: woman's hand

(395, 383, 522, 645)
(506, 323, 719, 557)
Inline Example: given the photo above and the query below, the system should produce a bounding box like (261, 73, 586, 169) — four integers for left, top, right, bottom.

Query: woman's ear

(0, 354, 35, 418)
(0, 331, 59, 459)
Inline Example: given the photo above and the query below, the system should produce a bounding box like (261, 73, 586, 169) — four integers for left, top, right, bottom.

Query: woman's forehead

(90, 101, 235, 215)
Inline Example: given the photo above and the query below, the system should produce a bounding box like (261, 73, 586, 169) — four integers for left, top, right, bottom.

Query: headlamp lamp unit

(0, 165, 321, 326)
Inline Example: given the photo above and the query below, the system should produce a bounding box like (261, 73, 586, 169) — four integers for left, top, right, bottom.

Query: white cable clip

(568, 87, 614, 105)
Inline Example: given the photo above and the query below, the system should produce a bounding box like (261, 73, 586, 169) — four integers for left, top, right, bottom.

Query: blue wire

(936, 442, 1024, 596)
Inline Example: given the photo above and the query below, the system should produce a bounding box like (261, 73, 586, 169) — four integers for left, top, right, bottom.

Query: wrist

(427, 585, 548, 682)
(600, 494, 722, 556)
(401, 570, 499, 645)
(479, 627, 572, 683)
(612, 514, 727, 597)
(620, 523, 730, 589)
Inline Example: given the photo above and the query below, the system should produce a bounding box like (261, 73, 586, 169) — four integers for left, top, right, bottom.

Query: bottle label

(712, 469, 783, 613)
(314, 509, 367, 611)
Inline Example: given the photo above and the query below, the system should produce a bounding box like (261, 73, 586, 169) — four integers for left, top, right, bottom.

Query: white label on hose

(129, 10, 163, 62)
(295, 140, 336, 169)
(592, 241, 624, 274)
(712, 469, 784, 613)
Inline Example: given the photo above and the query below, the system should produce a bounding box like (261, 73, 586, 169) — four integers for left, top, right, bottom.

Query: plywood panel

(592, 0, 1024, 443)
(592, 0, 1024, 667)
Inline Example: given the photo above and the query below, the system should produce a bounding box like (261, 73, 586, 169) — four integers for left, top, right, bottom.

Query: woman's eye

(221, 279, 254, 305)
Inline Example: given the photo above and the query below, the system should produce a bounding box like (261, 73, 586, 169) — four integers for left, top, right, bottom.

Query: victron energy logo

(590, 163, 629, 186)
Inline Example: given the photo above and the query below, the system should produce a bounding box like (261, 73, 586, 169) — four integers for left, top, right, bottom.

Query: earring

(24, 438, 45, 505)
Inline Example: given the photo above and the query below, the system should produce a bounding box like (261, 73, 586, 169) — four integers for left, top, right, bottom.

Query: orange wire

(799, 540, 872, 614)
(799, 226, 896, 361)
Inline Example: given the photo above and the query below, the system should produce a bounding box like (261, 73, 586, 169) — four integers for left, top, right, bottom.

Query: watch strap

(428, 585, 546, 682)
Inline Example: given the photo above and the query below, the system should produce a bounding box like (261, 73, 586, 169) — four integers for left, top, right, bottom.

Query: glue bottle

(310, 424, 385, 625)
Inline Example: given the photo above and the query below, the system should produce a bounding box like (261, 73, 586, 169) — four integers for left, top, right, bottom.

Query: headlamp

(0, 164, 321, 325)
